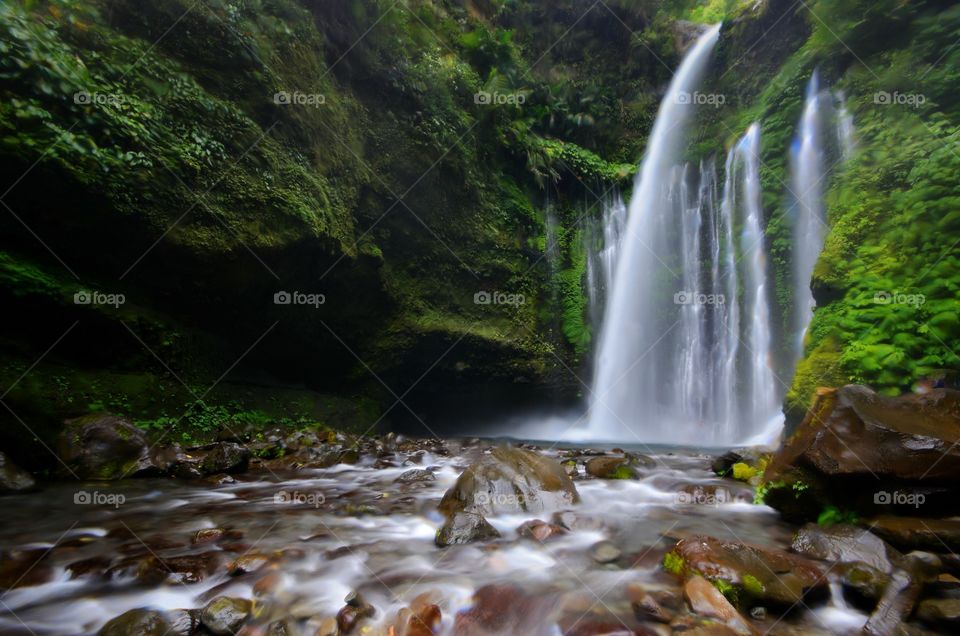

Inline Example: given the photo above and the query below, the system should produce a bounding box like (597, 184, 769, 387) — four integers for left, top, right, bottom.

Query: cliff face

(0, 0, 663, 457)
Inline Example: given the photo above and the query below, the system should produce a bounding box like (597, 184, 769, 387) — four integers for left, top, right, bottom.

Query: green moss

(731, 462, 758, 481)
(663, 551, 685, 576)
(741, 574, 765, 597)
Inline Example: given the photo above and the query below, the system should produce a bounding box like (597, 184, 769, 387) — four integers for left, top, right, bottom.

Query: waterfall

(789, 73, 855, 366)
(588, 24, 731, 444)
(789, 72, 827, 359)
(585, 192, 627, 324)
(835, 91, 855, 160)
(736, 124, 779, 433)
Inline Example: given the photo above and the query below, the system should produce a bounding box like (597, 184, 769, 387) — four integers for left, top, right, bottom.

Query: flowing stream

(0, 442, 867, 635)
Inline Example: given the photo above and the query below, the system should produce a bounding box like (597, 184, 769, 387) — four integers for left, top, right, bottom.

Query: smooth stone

(201, 596, 252, 635)
(436, 511, 500, 547)
(97, 609, 170, 636)
(589, 541, 621, 564)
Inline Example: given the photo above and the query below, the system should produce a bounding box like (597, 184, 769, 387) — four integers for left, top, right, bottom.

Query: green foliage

(663, 551, 685, 575)
(817, 505, 858, 527)
(731, 462, 757, 481)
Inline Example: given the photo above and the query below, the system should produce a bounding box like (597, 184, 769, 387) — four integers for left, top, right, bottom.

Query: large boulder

(768, 385, 960, 481)
(0, 452, 35, 492)
(763, 385, 960, 520)
(439, 447, 579, 517)
(57, 414, 165, 479)
(665, 535, 828, 608)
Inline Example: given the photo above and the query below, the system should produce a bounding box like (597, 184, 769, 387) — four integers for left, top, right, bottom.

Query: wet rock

(867, 516, 960, 553)
(864, 568, 922, 636)
(337, 591, 375, 633)
(791, 523, 901, 572)
(0, 452, 35, 492)
(193, 527, 240, 545)
(57, 414, 165, 479)
(626, 583, 675, 623)
(165, 609, 203, 636)
(66, 555, 111, 579)
(395, 593, 442, 636)
(200, 442, 251, 475)
(204, 473, 237, 486)
(98, 609, 171, 635)
(438, 447, 579, 517)
(0, 548, 52, 588)
(838, 561, 890, 604)
(711, 451, 743, 477)
(551, 510, 605, 532)
(228, 554, 270, 576)
(589, 541, 622, 564)
(666, 535, 828, 607)
(201, 596, 252, 635)
(436, 511, 500, 547)
(395, 468, 436, 484)
(517, 519, 567, 542)
(683, 575, 758, 636)
(453, 584, 562, 635)
(136, 552, 221, 585)
(916, 598, 960, 628)
(585, 456, 637, 479)
(770, 386, 960, 481)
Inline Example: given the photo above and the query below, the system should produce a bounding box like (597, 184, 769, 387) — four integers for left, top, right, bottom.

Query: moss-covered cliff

(0, 0, 669, 461)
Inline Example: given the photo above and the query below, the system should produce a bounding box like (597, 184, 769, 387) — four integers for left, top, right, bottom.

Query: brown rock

(867, 516, 960, 553)
(667, 535, 828, 607)
(516, 519, 567, 542)
(439, 447, 579, 517)
(585, 456, 637, 479)
(683, 575, 758, 635)
(767, 386, 960, 482)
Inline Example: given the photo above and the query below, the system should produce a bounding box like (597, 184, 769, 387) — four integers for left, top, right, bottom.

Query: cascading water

(788, 73, 857, 370)
(585, 191, 627, 324)
(790, 72, 827, 359)
(586, 22, 785, 446)
(736, 124, 780, 438)
(588, 25, 721, 443)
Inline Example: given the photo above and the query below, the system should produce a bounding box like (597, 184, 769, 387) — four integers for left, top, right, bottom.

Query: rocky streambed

(0, 385, 958, 635)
